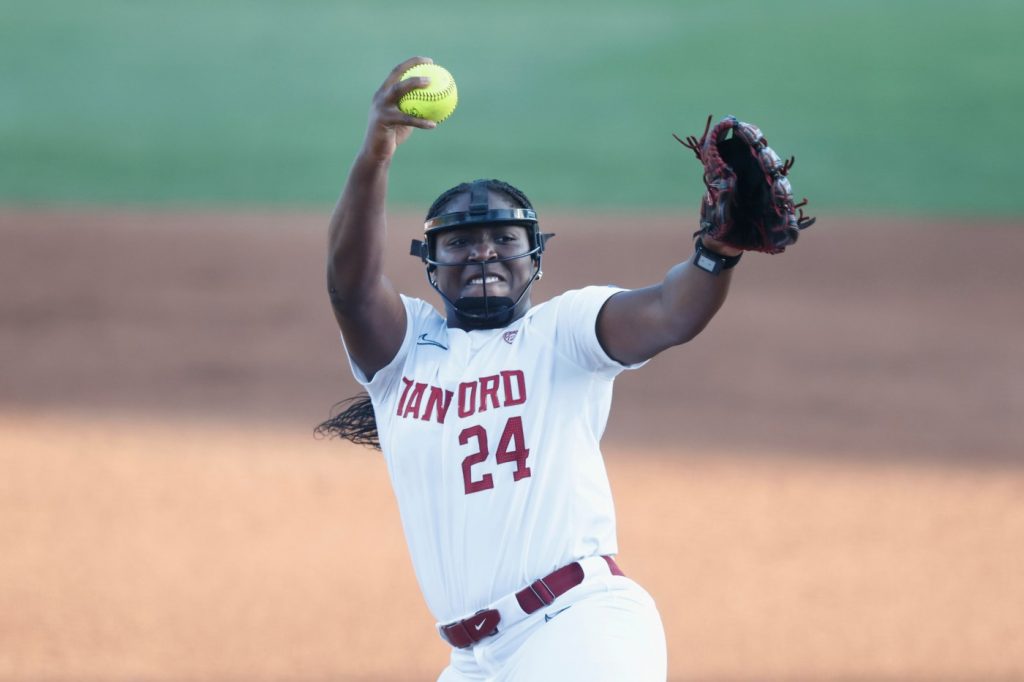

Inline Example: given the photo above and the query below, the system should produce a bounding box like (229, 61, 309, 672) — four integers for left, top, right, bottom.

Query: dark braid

(314, 394, 380, 449)
(426, 178, 534, 218)
(426, 182, 471, 219)
(320, 179, 534, 450)
(488, 179, 535, 211)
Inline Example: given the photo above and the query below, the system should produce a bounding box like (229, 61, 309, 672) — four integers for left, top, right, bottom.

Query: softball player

(320, 57, 741, 682)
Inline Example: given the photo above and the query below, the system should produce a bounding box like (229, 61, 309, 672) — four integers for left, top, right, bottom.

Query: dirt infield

(2, 209, 1023, 680)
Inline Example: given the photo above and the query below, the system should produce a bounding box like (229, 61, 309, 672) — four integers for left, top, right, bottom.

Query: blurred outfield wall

(2, 0, 1022, 215)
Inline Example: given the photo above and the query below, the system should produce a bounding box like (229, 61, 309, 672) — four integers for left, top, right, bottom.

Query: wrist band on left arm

(692, 237, 742, 275)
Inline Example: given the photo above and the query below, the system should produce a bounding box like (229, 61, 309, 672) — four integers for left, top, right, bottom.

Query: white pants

(437, 575, 667, 682)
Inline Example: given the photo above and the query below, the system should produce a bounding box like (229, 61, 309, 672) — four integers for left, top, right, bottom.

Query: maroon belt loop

(516, 560, 584, 614)
(528, 576, 556, 606)
(603, 555, 624, 576)
(439, 555, 625, 649)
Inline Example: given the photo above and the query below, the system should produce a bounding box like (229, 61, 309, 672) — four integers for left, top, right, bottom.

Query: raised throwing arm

(327, 57, 437, 380)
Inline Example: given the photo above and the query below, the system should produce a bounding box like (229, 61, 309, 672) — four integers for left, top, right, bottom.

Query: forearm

(325, 56, 436, 315)
(656, 256, 732, 344)
(326, 150, 392, 312)
(597, 239, 736, 364)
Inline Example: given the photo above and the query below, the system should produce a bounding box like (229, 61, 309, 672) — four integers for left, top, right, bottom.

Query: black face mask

(410, 180, 555, 329)
(453, 296, 517, 328)
(433, 251, 541, 329)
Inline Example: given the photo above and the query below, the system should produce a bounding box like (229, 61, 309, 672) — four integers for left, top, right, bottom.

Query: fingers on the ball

(385, 56, 433, 85)
(393, 76, 430, 98)
(399, 114, 436, 129)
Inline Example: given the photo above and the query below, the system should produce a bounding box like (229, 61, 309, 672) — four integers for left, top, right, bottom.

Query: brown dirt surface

(2, 208, 1023, 681)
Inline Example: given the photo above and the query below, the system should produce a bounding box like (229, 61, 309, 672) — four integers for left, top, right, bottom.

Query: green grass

(2, 0, 1022, 214)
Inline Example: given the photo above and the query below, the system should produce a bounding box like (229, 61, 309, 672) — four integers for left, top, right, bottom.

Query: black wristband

(692, 237, 742, 274)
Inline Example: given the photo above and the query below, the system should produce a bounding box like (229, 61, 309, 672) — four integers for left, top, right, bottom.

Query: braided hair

(316, 179, 534, 449)
(426, 178, 535, 220)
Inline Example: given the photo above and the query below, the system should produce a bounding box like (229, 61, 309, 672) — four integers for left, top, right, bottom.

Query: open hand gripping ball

(398, 64, 458, 123)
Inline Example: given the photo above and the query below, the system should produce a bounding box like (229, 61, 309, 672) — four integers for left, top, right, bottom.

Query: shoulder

(522, 285, 638, 375)
(400, 294, 444, 328)
(539, 285, 627, 320)
(348, 295, 443, 390)
(522, 286, 627, 332)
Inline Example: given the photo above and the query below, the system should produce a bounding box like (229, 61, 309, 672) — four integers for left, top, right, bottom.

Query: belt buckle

(441, 608, 500, 648)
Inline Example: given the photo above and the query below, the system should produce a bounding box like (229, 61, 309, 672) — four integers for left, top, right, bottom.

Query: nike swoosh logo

(474, 620, 488, 631)
(416, 333, 448, 350)
(544, 606, 571, 623)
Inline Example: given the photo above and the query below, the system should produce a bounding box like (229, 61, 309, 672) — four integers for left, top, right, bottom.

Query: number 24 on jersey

(459, 416, 531, 495)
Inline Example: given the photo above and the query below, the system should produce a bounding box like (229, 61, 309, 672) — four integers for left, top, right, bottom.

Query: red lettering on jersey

(501, 370, 527, 406)
(401, 371, 527, 422)
(402, 382, 426, 420)
(396, 376, 415, 416)
(459, 425, 494, 494)
(496, 415, 531, 481)
(478, 374, 501, 412)
(458, 381, 478, 418)
(422, 386, 454, 424)
(459, 416, 532, 495)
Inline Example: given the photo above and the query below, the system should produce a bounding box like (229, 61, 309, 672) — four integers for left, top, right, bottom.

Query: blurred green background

(2, 0, 1021, 214)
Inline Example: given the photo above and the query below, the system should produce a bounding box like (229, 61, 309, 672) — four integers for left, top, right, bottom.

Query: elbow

(666, 314, 715, 347)
(673, 330, 699, 347)
(326, 249, 383, 314)
(326, 267, 359, 316)
(326, 264, 384, 319)
(327, 282, 350, 313)
(663, 292, 728, 346)
(639, 320, 707, 360)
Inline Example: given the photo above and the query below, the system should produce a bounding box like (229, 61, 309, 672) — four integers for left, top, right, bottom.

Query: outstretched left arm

(596, 235, 740, 365)
(599, 113, 815, 365)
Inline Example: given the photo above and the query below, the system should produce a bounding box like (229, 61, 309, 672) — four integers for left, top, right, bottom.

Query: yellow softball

(398, 63, 458, 123)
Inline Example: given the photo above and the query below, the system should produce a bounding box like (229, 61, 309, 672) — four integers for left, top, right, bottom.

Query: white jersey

(344, 286, 643, 623)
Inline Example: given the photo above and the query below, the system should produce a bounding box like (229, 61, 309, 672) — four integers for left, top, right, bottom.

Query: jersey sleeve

(341, 295, 435, 400)
(551, 285, 648, 378)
